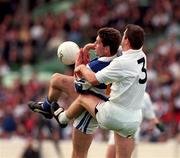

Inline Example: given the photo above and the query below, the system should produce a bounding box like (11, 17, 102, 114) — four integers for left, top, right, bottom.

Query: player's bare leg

(72, 128, 93, 158)
(28, 73, 78, 118)
(48, 73, 78, 102)
(65, 94, 102, 120)
(67, 95, 99, 158)
(114, 132, 135, 158)
(106, 144, 116, 158)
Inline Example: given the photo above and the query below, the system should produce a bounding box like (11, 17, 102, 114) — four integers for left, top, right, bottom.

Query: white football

(57, 41, 80, 65)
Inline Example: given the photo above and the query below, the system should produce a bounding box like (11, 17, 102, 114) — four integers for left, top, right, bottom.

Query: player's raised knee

(50, 73, 63, 86)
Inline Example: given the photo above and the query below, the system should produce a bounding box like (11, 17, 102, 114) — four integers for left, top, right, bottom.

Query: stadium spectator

(22, 138, 40, 158)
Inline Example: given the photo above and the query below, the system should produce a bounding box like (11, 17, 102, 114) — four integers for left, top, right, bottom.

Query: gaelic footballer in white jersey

(95, 47, 147, 137)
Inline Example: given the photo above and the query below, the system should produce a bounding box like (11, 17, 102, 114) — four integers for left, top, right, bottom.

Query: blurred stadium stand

(0, 0, 180, 157)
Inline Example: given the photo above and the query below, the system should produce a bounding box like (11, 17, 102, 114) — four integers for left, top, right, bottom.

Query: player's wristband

(156, 123, 165, 132)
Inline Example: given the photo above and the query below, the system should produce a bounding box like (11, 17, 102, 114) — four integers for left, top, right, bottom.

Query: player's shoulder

(89, 58, 111, 66)
(112, 55, 131, 65)
(88, 57, 112, 72)
(110, 56, 126, 69)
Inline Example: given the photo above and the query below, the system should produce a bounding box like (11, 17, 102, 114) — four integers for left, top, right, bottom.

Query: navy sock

(42, 97, 51, 111)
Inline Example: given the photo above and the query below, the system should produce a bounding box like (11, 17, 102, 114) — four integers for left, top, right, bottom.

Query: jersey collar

(122, 47, 142, 55)
(98, 54, 117, 62)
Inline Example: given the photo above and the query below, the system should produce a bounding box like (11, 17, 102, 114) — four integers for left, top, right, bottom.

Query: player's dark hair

(125, 24, 145, 49)
(98, 27, 121, 55)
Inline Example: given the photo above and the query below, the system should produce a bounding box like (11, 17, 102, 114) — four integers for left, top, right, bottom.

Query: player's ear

(124, 38, 130, 47)
(104, 46, 111, 56)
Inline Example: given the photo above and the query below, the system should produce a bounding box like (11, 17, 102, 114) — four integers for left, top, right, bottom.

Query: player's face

(94, 36, 105, 57)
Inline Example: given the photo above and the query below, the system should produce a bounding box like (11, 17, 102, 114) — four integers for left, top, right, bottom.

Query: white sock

(58, 111, 70, 124)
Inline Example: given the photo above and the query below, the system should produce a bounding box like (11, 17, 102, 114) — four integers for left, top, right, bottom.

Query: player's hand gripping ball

(57, 41, 80, 65)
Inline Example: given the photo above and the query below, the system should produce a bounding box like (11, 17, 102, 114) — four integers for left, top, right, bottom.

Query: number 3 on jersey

(137, 57, 147, 84)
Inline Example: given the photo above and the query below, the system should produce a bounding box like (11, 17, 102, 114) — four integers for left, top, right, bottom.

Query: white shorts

(96, 102, 142, 138)
(73, 111, 98, 134)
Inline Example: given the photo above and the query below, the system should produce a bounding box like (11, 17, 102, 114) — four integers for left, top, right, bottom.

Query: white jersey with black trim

(95, 48, 147, 110)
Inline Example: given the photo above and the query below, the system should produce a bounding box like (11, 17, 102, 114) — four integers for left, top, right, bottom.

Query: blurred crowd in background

(0, 0, 180, 144)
